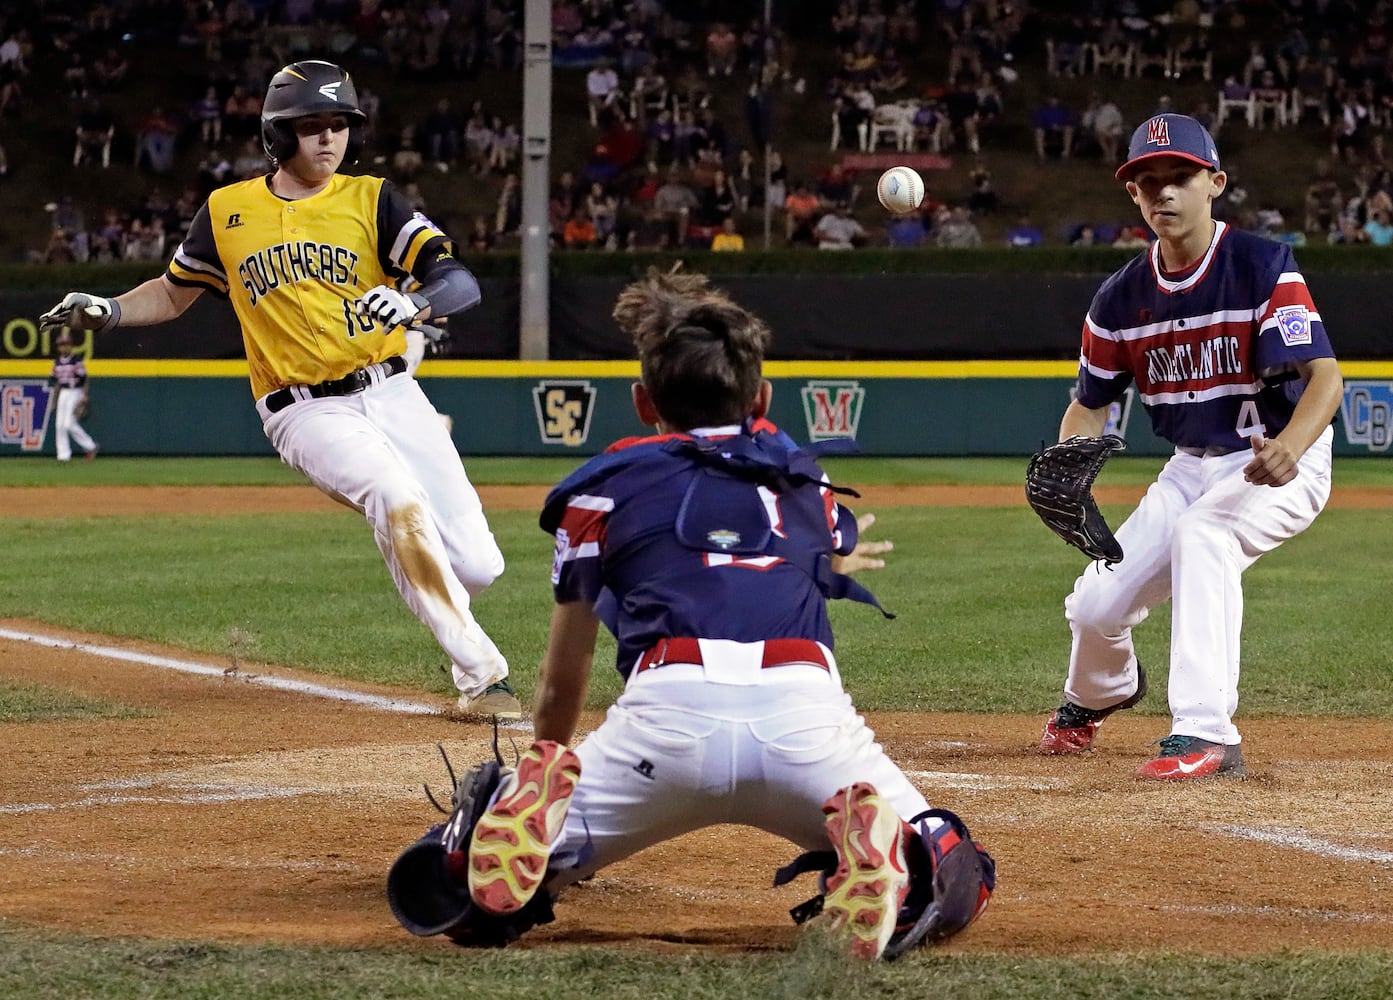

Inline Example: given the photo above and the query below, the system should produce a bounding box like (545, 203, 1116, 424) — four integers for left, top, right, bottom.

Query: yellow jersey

(167, 174, 449, 398)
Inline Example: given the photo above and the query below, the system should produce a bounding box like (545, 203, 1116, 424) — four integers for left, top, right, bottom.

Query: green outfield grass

(3, 454, 1391, 487)
(3, 456, 1392, 997)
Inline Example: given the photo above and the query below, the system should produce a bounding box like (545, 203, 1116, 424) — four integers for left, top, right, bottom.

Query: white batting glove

(39, 292, 121, 333)
(353, 285, 428, 329)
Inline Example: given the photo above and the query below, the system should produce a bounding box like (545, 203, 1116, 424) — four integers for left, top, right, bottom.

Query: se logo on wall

(533, 380, 597, 447)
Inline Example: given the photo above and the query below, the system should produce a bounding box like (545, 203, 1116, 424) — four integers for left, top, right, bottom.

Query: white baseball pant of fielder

(53, 387, 98, 461)
(1061, 427, 1334, 745)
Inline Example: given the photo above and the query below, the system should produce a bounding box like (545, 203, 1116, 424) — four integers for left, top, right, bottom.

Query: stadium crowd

(4, 0, 1393, 262)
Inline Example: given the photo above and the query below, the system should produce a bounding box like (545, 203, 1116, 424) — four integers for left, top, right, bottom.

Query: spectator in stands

(585, 180, 620, 245)
(817, 162, 860, 210)
(943, 75, 982, 154)
(886, 212, 928, 248)
(968, 162, 998, 214)
(136, 106, 181, 174)
(872, 47, 910, 96)
(495, 172, 522, 237)
(123, 216, 166, 262)
(1006, 214, 1043, 247)
(586, 60, 621, 127)
(487, 118, 520, 175)
(913, 98, 949, 152)
(232, 137, 266, 180)
(1363, 207, 1393, 245)
(1032, 94, 1077, 160)
(421, 97, 463, 170)
(1070, 224, 1098, 247)
(1112, 225, 1151, 249)
(706, 21, 739, 77)
(782, 178, 822, 245)
(63, 50, 89, 100)
(92, 46, 129, 91)
(697, 169, 737, 229)
(886, 1, 920, 50)
(1330, 215, 1370, 245)
(73, 99, 115, 169)
(766, 149, 788, 214)
(194, 144, 232, 195)
(42, 227, 78, 264)
(563, 208, 599, 249)
(467, 215, 496, 253)
(462, 110, 493, 176)
(974, 72, 1005, 135)
(711, 216, 745, 251)
(934, 205, 982, 247)
(1080, 93, 1124, 163)
(654, 166, 700, 247)
(392, 125, 424, 180)
(1305, 159, 1343, 233)
(645, 107, 676, 169)
(192, 85, 223, 146)
(223, 84, 262, 141)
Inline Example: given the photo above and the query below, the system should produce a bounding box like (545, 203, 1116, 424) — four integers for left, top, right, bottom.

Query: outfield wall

(3, 361, 1391, 458)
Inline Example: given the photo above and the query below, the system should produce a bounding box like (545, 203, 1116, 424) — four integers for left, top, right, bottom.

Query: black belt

(265, 355, 407, 414)
(1177, 444, 1242, 458)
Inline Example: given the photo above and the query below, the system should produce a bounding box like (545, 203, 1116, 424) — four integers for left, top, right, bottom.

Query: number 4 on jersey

(1236, 400, 1267, 440)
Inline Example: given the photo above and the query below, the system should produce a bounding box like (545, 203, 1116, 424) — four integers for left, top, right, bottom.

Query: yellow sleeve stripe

(389, 218, 444, 273)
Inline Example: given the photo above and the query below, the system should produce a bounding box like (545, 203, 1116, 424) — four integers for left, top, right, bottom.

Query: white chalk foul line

(0, 786, 314, 815)
(1213, 824, 1393, 865)
(905, 770, 1063, 791)
(1, 626, 441, 716)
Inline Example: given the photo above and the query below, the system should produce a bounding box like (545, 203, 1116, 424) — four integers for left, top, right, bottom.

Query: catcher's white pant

(1062, 427, 1333, 745)
(257, 368, 507, 697)
(53, 387, 97, 461)
(541, 639, 936, 894)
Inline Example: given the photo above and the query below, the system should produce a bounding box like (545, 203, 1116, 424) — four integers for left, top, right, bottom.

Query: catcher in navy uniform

(387, 269, 994, 960)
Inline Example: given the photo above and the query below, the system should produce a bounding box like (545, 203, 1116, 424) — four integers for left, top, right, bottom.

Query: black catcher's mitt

(1025, 434, 1126, 564)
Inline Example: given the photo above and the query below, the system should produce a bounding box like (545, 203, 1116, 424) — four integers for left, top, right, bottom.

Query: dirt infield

(2, 484, 1391, 956)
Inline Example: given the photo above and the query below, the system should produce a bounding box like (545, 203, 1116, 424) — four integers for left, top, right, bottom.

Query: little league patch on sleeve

(1274, 305, 1312, 346)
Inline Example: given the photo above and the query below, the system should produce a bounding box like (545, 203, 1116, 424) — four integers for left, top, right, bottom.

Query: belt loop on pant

(634, 637, 830, 674)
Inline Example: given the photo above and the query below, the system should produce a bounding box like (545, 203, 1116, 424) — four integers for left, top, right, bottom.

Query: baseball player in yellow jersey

(39, 60, 520, 720)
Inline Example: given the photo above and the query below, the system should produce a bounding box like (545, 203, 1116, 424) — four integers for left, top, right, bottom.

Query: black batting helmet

(261, 60, 368, 165)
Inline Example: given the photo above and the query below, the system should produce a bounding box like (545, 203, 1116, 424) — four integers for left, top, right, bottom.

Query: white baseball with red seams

(877, 166, 925, 214)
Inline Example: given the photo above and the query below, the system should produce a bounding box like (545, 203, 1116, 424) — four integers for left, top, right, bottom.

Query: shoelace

(1156, 734, 1195, 756)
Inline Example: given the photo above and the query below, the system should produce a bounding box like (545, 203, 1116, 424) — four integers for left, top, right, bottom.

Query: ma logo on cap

(1146, 117, 1170, 146)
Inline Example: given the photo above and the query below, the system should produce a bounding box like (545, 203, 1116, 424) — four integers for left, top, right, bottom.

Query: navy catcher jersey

(49, 354, 87, 389)
(541, 421, 865, 677)
(1077, 222, 1334, 450)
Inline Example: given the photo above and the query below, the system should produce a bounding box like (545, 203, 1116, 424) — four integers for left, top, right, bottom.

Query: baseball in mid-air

(876, 166, 925, 214)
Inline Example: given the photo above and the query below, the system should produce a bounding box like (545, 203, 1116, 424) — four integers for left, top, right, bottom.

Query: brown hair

(612, 267, 769, 430)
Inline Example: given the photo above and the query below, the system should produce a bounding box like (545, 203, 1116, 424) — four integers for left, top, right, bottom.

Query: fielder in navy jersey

(1037, 114, 1345, 780)
(424, 269, 994, 960)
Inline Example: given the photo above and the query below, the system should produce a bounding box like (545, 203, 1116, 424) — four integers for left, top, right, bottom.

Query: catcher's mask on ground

(261, 59, 367, 165)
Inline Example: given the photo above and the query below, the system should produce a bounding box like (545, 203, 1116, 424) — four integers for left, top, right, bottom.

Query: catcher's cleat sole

(1135, 735, 1246, 781)
(819, 781, 910, 961)
(467, 740, 580, 916)
(1037, 664, 1147, 755)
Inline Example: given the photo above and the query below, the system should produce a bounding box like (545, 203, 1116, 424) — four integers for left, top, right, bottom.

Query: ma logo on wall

(0, 379, 53, 452)
(801, 380, 865, 442)
(533, 380, 597, 447)
(1341, 381, 1392, 452)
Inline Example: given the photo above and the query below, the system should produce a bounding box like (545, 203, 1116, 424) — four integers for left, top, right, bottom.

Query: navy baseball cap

(1116, 113, 1221, 181)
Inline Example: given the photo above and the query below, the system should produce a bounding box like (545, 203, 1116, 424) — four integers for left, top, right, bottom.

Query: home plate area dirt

(2, 483, 1391, 957)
